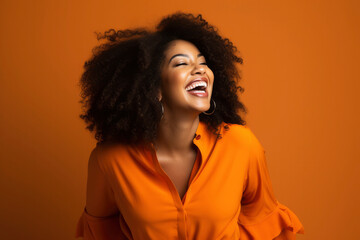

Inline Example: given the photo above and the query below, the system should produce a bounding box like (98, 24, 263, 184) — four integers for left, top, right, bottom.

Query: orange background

(0, 0, 359, 239)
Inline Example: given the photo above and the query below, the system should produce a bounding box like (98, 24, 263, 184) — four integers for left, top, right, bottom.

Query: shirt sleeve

(238, 130, 304, 239)
(75, 208, 128, 240)
(75, 145, 129, 240)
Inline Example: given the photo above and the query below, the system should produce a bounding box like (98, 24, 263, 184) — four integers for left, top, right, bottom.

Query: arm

(238, 130, 304, 240)
(75, 146, 128, 240)
(86, 146, 119, 217)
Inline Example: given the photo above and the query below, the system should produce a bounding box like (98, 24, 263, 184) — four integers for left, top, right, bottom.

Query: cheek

(208, 70, 215, 95)
(209, 69, 215, 81)
(208, 71, 215, 86)
(166, 72, 187, 90)
(161, 72, 186, 98)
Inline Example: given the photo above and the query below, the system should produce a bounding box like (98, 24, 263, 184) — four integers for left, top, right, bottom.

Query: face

(160, 40, 214, 115)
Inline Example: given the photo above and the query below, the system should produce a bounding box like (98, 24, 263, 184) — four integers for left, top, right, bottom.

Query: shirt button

(196, 135, 201, 140)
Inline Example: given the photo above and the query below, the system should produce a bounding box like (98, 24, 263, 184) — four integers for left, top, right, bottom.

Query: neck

(154, 112, 200, 156)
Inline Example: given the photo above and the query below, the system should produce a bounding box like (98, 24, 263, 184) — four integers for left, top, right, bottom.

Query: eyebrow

(168, 53, 204, 64)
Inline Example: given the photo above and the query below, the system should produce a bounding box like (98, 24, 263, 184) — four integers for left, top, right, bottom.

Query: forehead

(164, 40, 201, 57)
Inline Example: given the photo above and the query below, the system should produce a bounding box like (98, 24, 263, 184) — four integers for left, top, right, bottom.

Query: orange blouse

(75, 122, 304, 239)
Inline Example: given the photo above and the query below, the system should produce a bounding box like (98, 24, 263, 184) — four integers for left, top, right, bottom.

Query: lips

(185, 77, 209, 97)
(185, 77, 208, 91)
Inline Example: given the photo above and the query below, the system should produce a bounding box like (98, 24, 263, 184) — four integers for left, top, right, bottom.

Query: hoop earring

(202, 99, 216, 115)
(160, 101, 164, 120)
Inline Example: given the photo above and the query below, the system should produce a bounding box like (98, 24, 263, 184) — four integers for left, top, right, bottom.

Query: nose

(191, 63, 206, 75)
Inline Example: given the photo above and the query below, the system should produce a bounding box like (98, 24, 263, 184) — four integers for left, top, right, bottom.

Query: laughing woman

(75, 13, 304, 240)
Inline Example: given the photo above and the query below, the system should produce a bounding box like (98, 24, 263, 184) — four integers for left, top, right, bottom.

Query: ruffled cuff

(75, 208, 126, 239)
(238, 203, 304, 240)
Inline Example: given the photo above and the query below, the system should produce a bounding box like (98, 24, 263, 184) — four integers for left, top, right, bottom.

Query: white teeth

(185, 81, 208, 91)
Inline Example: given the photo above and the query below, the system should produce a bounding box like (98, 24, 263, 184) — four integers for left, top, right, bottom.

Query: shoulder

(90, 141, 134, 171)
(221, 123, 265, 153)
(221, 123, 253, 143)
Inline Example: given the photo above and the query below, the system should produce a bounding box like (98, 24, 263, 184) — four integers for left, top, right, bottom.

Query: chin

(194, 104, 211, 113)
(186, 98, 211, 113)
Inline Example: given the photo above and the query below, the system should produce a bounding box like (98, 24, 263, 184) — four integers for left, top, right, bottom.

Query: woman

(75, 13, 304, 239)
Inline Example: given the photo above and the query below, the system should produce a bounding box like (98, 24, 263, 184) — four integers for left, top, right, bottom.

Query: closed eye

(174, 62, 207, 67)
(175, 63, 187, 67)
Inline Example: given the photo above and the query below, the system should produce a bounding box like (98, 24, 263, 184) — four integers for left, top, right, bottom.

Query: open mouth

(185, 80, 207, 93)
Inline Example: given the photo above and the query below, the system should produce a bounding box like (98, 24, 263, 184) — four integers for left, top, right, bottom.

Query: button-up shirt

(75, 121, 304, 239)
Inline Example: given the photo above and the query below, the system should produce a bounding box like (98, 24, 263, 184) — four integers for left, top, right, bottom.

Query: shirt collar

(141, 121, 225, 164)
(193, 121, 225, 161)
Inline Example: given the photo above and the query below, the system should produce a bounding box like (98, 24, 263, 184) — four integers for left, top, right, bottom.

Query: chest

(157, 150, 198, 200)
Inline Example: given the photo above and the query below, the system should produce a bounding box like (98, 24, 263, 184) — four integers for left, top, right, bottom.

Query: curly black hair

(79, 12, 247, 144)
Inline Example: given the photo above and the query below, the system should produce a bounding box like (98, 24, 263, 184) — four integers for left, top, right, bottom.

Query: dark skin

(153, 40, 214, 199)
(154, 142, 198, 200)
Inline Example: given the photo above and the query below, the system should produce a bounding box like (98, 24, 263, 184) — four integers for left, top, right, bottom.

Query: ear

(157, 90, 162, 102)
